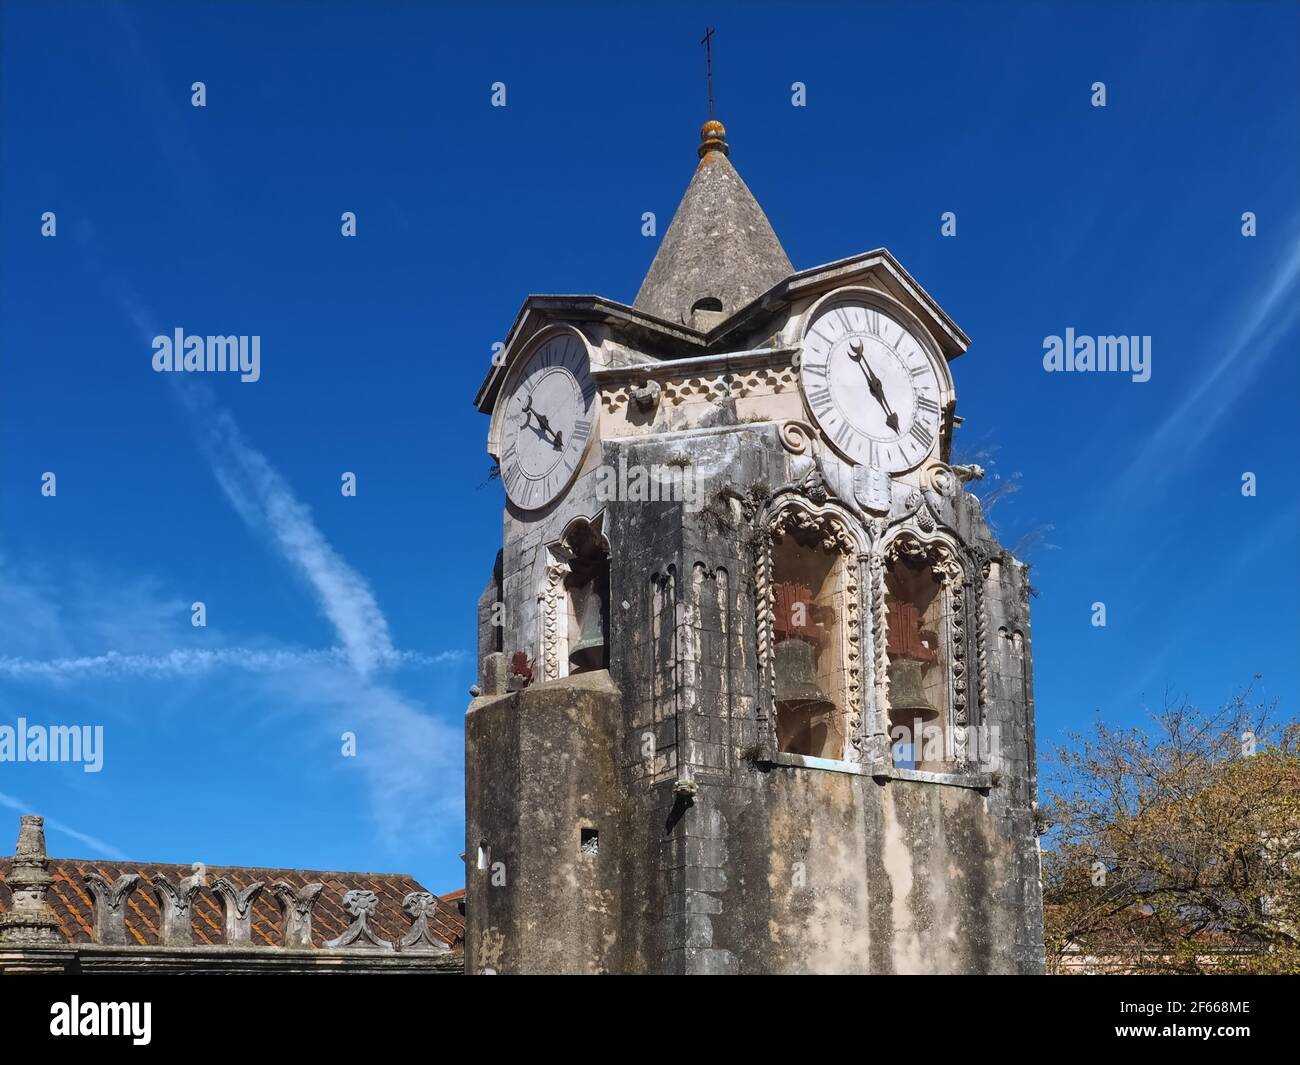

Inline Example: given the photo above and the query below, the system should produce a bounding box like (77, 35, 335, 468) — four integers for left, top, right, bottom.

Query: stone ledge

(0, 944, 463, 975)
(762, 751, 995, 789)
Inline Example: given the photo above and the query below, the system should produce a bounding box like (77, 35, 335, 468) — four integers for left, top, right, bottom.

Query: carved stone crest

(852, 463, 891, 514)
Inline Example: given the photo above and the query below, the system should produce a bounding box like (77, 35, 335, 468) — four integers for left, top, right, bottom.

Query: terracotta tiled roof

(0, 857, 464, 950)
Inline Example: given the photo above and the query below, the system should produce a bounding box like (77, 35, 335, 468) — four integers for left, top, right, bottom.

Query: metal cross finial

(701, 26, 716, 118)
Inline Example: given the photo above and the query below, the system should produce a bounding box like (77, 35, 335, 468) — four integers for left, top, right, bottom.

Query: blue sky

(1, 0, 1297, 892)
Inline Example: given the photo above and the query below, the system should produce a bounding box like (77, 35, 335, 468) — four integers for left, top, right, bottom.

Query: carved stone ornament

(270, 881, 323, 949)
(883, 532, 964, 589)
(211, 877, 265, 945)
(151, 872, 204, 946)
(890, 485, 942, 535)
(867, 552, 890, 759)
(397, 891, 451, 954)
(539, 557, 571, 681)
(84, 872, 141, 946)
(923, 461, 959, 497)
(631, 379, 662, 411)
(796, 467, 830, 505)
(325, 888, 394, 951)
(779, 419, 816, 456)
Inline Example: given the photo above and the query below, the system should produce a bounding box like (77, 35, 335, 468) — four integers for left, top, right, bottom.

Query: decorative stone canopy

(633, 119, 794, 328)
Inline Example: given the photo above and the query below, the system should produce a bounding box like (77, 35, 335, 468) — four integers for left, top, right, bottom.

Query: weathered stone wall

(465, 670, 623, 974)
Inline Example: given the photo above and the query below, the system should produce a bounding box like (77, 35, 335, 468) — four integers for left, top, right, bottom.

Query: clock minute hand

(531, 409, 565, 450)
(848, 340, 900, 432)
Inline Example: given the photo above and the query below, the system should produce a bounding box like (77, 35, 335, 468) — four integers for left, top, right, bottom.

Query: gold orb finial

(698, 119, 729, 159)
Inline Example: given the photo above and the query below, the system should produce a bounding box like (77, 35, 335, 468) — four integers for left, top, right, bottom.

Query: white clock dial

(498, 331, 596, 511)
(800, 301, 943, 473)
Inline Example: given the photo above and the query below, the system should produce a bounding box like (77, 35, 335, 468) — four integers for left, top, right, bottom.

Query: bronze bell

(773, 638, 841, 758)
(774, 638, 833, 710)
(887, 658, 940, 721)
(887, 658, 942, 768)
(568, 572, 609, 673)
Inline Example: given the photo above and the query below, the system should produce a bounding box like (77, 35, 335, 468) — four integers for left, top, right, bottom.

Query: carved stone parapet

(211, 877, 265, 945)
(270, 881, 323, 949)
(84, 872, 141, 946)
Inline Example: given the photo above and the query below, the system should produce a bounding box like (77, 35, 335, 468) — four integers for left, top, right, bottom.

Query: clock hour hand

(848, 340, 900, 432)
(533, 412, 564, 449)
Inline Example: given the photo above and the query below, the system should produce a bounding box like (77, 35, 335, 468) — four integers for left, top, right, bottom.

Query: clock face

(498, 331, 597, 510)
(800, 301, 944, 472)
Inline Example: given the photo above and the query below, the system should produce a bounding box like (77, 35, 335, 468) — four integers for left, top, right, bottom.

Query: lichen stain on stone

(881, 787, 923, 973)
(763, 769, 871, 972)
(478, 926, 504, 972)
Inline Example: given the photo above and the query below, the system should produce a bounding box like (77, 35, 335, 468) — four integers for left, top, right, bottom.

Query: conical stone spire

(0, 815, 65, 945)
(634, 120, 793, 329)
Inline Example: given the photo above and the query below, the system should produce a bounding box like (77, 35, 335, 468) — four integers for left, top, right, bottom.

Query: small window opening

(476, 841, 491, 871)
(565, 522, 610, 674)
(580, 827, 599, 856)
(689, 296, 725, 331)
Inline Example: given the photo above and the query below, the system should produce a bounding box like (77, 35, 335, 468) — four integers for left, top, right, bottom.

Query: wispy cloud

(1116, 221, 1300, 494)
(177, 385, 397, 677)
(0, 791, 128, 861)
(0, 646, 463, 682)
(50, 265, 470, 848)
(255, 663, 465, 840)
(171, 382, 465, 841)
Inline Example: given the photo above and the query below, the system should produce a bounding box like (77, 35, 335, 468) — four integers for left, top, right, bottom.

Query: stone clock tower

(465, 119, 1045, 974)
